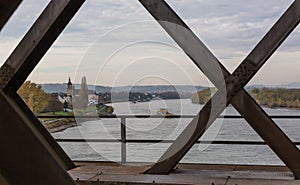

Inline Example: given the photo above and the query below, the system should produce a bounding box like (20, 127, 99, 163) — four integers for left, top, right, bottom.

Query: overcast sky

(0, 0, 299, 86)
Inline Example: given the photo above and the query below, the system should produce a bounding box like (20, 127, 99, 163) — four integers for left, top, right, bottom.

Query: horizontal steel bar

(55, 139, 300, 146)
(37, 115, 300, 119)
(56, 139, 121, 143)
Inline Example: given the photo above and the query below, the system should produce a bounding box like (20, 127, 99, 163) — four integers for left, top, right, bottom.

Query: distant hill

(40, 82, 300, 94)
(40, 83, 205, 94)
(245, 82, 300, 90)
(271, 82, 300, 89)
(40, 83, 112, 93)
(110, 85, 205, 93)
(192, 87, 300, 109)
(40, 83, 68, 93)
(244, 84, 265, 91)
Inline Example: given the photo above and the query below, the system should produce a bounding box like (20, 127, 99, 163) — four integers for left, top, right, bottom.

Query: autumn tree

(46, 93, 63, 114)
(191, 88, 216, 104)
(18, 81, 50, 114)
(192, 87, 300, 109)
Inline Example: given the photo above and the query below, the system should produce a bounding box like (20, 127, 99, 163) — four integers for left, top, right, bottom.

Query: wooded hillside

(191, 87, 300, 108)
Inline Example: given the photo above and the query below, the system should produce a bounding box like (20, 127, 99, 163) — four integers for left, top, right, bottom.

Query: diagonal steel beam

(1, 0, 85, 169)
(0, 0, 85, 184)
(140, 0, 300, 177)
(0, 91, 76, 185)
(2, 0, 85, 92)
(0, 0, 22, 31)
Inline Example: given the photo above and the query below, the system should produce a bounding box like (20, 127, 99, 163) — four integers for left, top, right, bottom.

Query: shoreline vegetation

(191, 87, 300, 109)
(39, 105, 114, 133)
(18, 80, 114, 133)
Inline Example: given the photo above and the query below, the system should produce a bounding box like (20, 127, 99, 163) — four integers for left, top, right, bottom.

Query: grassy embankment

(39, 105, 113, 133)
(38, 111, 76, 133)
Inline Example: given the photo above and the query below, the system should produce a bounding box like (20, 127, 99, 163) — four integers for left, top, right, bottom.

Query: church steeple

(67, 77, 73, 97)
(68, 76, 72, 86)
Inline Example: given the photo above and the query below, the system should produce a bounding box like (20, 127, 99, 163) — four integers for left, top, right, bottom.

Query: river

(52, 99, 300, 165)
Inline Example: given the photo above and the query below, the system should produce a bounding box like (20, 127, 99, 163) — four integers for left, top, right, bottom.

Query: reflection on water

(52, 99, 300, 165)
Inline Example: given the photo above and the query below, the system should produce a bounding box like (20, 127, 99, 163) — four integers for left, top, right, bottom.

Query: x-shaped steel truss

(0, 0, 84, 184)
(1, 0, 300, 183)
(140, 0, 300, 178)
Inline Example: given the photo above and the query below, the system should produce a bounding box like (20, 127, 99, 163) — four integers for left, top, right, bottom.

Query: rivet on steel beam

(0, 64, 14, 89)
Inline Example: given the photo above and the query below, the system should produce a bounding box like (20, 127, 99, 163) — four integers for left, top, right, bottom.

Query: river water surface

(52, 99, 300, 165)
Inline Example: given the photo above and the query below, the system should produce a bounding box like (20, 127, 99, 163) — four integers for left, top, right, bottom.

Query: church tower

(67, 77, 73, 98)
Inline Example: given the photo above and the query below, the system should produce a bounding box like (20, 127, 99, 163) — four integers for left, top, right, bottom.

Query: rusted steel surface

(0, 172, 9, 185)
(0, 0, 22, 31)
(0, 64, 13, 89)
(139, 0, 300, 177)
(0, 92, 76, 185)
(1, 0, 86, 171)
(0, 0, 85, 184)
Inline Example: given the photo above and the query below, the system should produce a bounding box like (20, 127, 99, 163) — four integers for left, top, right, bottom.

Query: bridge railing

(37, 115, 300, 163)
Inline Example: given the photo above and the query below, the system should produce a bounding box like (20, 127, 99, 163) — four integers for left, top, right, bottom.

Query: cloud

(0, 0, 299, 86)
(164, 0, 299, 75)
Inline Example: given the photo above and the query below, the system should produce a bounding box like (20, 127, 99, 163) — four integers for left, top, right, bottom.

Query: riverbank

(191, 87, 300, 109)
(41, 111, 101, 133)
(42, 118, 77, 133)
